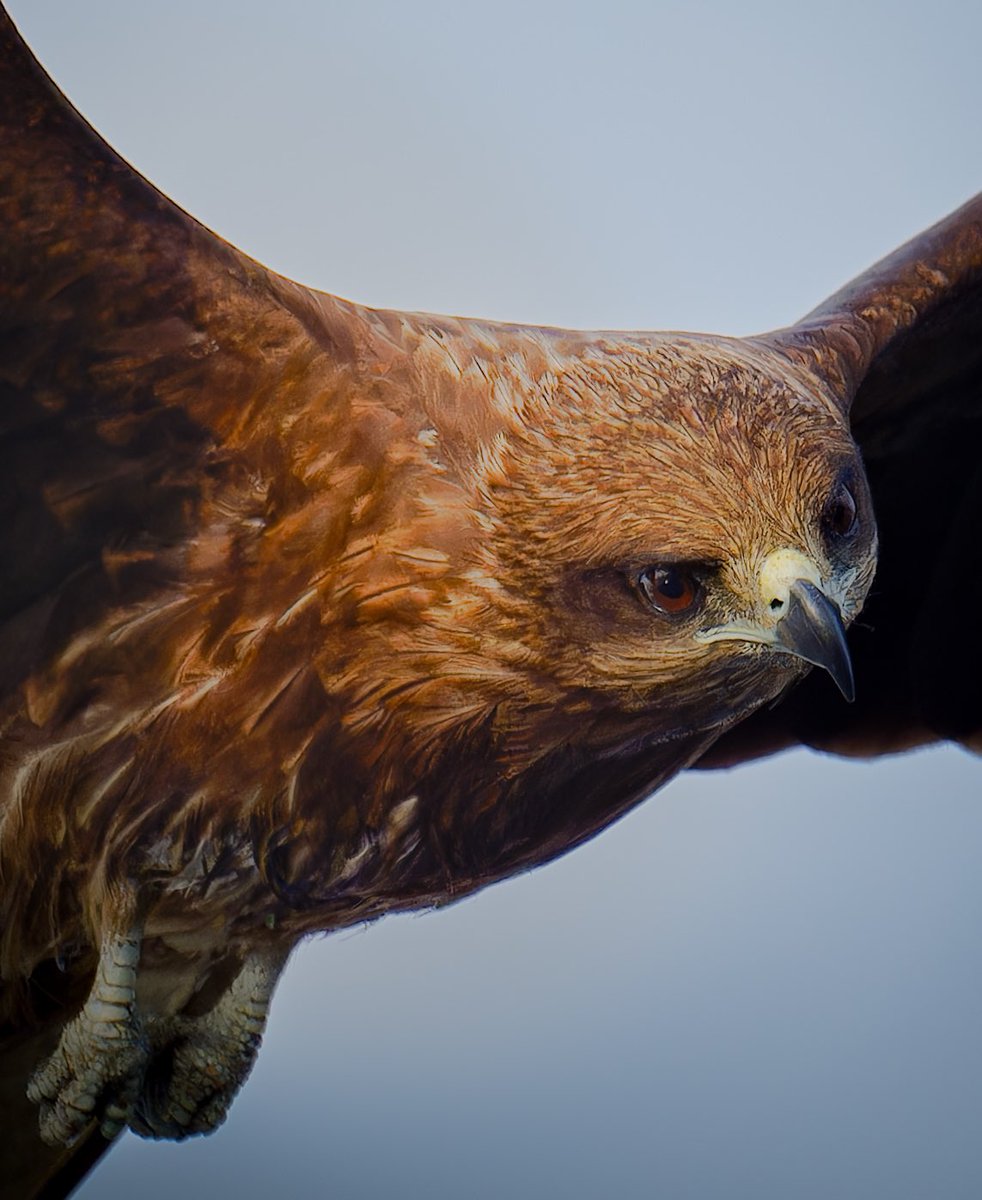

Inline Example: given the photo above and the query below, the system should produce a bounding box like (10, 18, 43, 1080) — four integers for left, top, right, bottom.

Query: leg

(27, 895, 147, 1145)
(132, 944, 289, 1140)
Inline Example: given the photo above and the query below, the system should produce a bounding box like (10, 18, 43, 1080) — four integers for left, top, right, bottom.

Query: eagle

(1, 6, 980, 1197)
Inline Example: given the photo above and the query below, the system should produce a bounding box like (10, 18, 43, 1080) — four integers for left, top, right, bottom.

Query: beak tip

(777, 580, 856, 705)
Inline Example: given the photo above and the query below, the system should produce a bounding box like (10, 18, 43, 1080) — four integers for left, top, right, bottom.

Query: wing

(0, 6, 381, 702)
(703, 194, 982, 765)
(0, 10, 376, 1193)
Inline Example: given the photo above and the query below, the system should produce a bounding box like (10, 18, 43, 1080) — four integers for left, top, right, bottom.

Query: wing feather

(0, 8, 382, 701)
(705, 194, 982, 764)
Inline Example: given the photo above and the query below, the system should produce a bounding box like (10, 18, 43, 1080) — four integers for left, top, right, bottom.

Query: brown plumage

(0, 7, 980, 1196)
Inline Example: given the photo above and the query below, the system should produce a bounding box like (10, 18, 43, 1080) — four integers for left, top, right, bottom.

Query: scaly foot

(27, 923, 148, 1144)
(132, 946, 287, 1140)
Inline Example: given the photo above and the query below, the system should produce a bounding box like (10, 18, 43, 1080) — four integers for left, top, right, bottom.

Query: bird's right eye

(637, 565, 700, 616)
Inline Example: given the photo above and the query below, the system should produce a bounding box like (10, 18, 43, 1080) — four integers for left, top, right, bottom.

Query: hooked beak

(773, 580, 855, 702)
(694, 550, 856, 702)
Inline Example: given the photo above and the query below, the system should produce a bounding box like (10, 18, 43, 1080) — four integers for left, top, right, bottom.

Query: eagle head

(426, 333, 878, 763)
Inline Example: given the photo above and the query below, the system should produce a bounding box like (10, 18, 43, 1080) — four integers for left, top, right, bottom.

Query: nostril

(770, 598, 784, 611)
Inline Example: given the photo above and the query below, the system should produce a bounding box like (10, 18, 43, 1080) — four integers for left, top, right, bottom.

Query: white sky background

(8, 2, 982, 1197)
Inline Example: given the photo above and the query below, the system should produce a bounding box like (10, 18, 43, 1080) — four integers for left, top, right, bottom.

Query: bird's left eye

(823, 482, 858, 539)
(637, 565, 700, 616)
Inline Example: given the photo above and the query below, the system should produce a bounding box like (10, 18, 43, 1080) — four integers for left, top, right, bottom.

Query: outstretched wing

(0, 9, 376, 1194)
(704, 194, 982, 765)
(0, 6, 382, 704)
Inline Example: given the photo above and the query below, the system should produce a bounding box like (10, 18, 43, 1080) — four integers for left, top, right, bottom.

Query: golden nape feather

(1, 6, 980, 1197)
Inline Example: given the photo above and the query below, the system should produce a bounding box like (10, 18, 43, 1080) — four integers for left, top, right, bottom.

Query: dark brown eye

(637, 565, 700, 615)
(823, 483, 858, 539)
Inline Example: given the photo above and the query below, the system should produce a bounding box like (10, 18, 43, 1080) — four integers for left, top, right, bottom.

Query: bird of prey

(1, 6, 979, 1198)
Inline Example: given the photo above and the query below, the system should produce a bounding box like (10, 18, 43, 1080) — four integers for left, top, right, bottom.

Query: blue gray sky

(8, 3, 982, 1197)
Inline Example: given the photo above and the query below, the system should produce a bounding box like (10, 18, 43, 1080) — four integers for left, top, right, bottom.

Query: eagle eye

(823, 482, 858, 540)
(637, 565, 700, 616)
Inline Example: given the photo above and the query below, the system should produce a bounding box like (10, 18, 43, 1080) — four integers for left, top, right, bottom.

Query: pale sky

(7, 3, 982, 1198)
